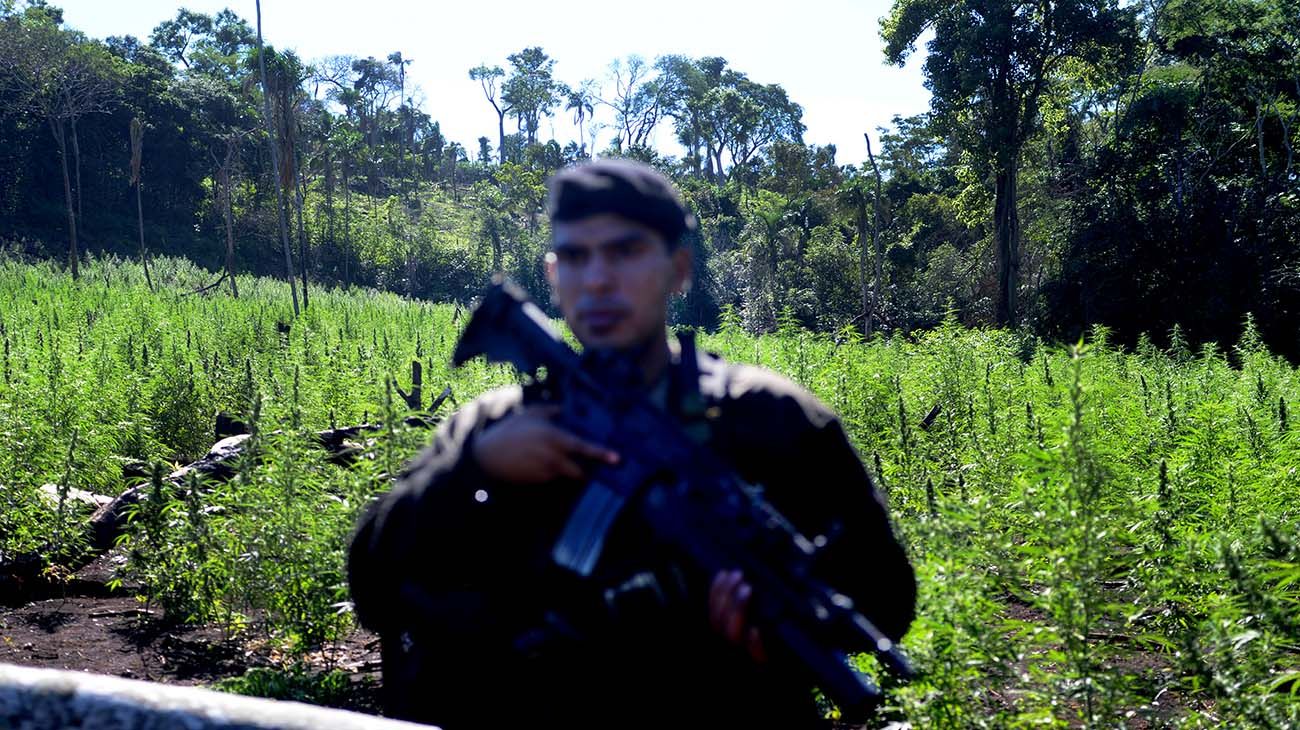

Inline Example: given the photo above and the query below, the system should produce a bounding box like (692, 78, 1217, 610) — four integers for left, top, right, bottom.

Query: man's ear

(670, 245, 693, 295)
(544, 250, 558, 287)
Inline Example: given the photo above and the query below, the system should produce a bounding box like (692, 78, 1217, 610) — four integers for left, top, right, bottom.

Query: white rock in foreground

(0, 662, 434, 730)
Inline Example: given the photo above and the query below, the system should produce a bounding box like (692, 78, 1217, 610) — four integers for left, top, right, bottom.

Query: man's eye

(557, 249, 587, 265)
(611, 241, 643, 259)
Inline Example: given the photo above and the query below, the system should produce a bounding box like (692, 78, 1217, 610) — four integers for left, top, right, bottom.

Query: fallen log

(3, 389, 455, 604)
(90, 408, 453, 555)
(37, 483, 114, 510)
(88, 433, 251, 554)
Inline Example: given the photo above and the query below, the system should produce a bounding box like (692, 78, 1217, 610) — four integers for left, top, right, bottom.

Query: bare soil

(3, 553, 1206, 727)
(995, 591, 1203, 728)
(0, 550, 385, 716)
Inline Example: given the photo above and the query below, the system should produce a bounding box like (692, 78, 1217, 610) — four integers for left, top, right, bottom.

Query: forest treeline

(0, 0, 1296, 356)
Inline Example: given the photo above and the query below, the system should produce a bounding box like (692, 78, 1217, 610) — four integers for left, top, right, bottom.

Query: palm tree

(564, 81, 596, 157)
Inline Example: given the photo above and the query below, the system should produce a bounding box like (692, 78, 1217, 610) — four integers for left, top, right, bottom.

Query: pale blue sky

(51, 0, 932, 167)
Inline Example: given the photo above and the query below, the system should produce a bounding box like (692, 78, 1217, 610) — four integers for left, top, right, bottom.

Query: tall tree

(1044, 0, 1300, 353)
(148, 8, 211, 70)
(312, 54, 357, 103)
(263, 49, 312, 310)
(445, 141, 465, 202)
(149, 8, 253, 78)
(291, 109, 309, 310)
(350, 56, 397, 194)
(658, 55, 710, 177)
(253, 0, 298, 315)
(129, 116, 153, 290)
(336, 121, 362, 285)
(469, 64, 508, 163)
(882, 0, 1137, 324)
(563, 79, 596, 157)
(502, 47, 559, 146)
(210, 131, 241, 297)
(658, 55, 729, 179)
(864, 135, 884, 335)
(311, 54, 356, 261)
(658, 57, 801, 183)
(602, 56, 664, 151)
(0, 8, 114, 279)
(195, 9, 254, 77)
(388, 51, 412, 197)
(713, 78, 804, 183)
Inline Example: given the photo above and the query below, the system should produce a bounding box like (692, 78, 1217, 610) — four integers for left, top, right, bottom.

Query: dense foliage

(0, 0, 1295, 355)
(0, 0, 1297, 723)
(1, 257, 1296, 726)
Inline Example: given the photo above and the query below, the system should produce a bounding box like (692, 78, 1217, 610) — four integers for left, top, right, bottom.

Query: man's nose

(582, 253, 615, 291)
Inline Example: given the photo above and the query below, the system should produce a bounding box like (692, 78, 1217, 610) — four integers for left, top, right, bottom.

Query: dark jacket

(348, 348, 916, 729)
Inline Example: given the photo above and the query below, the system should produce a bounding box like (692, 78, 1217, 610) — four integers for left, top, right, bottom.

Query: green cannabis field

(0, 255, 1296, 728)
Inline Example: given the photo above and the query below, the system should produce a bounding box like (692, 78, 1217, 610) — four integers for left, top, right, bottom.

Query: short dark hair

(547, 158, 696, 246)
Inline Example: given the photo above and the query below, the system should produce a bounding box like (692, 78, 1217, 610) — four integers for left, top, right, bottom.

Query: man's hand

(709, 569, 767, 664)
(471, 405, 619, 484)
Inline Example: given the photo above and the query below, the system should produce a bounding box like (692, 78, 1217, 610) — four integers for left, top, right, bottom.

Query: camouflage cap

(546, 158, 697, 246)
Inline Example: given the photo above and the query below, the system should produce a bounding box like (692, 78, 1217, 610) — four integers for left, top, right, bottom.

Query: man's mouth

(580, 308, 627, 334)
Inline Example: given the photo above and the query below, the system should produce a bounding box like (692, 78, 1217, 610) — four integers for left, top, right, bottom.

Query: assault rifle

(451, 277, 914, 718)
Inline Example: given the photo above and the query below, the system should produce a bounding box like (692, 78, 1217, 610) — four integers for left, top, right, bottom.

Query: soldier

(348, 158, 915, 729)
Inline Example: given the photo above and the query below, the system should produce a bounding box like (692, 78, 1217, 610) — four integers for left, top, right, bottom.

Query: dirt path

(0, 552, 385, 715)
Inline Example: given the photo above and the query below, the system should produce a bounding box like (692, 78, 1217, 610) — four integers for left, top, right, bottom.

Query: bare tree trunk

(405, 246, 417, 298)
(130, 118, 153, 291)
(397, 61, 407, 200)
(209, 136, 239, 298)
(255, 0, 299, 316)
(856, 191, 869, 337)
(135, 182, 153, 291)
(342, 162, 351, 286)
(1256, 102, 1269, 181)
(491, 223, 502, 272)
(50, 117, 79, 279)
(221, 166, 238, 298)
(865, 133, 884, 336)
(71, 117, 83, 242)
(994, 165, 1021, 326)
(690, 122, 702, 177)
(497, 111, 506, 165)
(367, 121, 378, 195)
(1285, 79, 1299, 179)
(295, 147, 309, 311)
(324, 149, 334, 250)
(369, 193, 378, 277)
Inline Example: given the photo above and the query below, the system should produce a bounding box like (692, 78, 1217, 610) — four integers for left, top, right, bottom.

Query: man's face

(546, 213, 691, 351)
